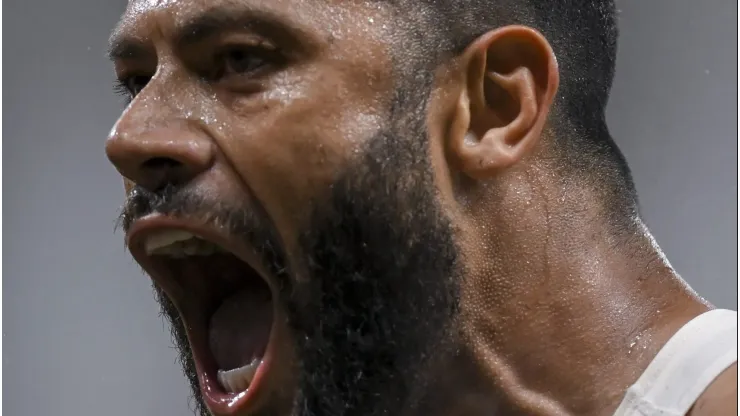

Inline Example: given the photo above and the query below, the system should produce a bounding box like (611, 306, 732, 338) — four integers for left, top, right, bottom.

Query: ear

(448, 25, 559, 179)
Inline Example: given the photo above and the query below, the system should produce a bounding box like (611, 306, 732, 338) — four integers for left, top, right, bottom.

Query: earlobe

(448, 26, 559, 180)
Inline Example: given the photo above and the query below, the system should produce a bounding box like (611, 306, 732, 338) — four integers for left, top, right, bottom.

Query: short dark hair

(391, 0, 640, 221)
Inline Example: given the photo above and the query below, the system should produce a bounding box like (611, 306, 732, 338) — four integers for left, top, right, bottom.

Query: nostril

(142, 157, 183, 171)
(139, 157, 189, 191)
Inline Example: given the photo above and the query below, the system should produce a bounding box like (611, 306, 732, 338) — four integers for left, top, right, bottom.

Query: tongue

(209, 288, 273, 371)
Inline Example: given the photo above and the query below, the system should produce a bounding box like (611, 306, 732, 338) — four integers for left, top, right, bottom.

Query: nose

(106, 124, 216, 191)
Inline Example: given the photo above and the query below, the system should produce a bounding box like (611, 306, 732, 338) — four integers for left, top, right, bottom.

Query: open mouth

(127, 216, 279, 415)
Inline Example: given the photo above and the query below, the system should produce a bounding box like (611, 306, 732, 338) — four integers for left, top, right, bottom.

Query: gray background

(3, 0, 737, 415)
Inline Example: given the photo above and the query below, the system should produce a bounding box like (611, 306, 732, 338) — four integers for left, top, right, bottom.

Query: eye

(113, 75, 151, 101)
(219, 46, 270, 77)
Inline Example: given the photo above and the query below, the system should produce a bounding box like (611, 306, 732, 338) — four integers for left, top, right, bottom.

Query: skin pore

(106, 0, 735, 415)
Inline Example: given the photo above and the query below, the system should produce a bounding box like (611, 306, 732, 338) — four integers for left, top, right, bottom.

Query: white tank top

(613, 309, 738, 416)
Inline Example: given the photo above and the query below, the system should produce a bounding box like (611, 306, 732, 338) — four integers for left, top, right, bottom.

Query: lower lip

(191, 330, 274, 416)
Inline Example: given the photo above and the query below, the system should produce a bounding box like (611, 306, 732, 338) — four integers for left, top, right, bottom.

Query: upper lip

(125, 212, 279, 416)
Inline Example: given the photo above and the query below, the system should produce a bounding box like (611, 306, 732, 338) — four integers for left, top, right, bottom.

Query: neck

(444, 170, 710, 415)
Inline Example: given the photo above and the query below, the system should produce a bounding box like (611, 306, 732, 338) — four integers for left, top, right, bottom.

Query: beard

(120, 85, 461, 416)
(285, 130, 461, 416)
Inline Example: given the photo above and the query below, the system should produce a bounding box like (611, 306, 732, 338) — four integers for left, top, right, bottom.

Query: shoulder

(688, 362, 737, 416)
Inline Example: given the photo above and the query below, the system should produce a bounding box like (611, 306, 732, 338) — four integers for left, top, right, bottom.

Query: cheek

(220, 110, 350, 238)
(216, 94, 383, 226)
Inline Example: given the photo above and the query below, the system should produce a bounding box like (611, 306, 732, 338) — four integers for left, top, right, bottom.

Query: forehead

(112, 0, 392, 47)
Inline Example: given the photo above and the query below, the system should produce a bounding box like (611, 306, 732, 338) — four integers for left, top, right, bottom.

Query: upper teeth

(144, 230, 225, 257)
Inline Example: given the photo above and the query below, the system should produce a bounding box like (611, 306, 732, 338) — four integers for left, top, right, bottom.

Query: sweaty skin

(106, 0, 736, 415)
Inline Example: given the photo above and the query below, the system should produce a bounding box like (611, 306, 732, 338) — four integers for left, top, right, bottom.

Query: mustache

(115, 184, 212, 234)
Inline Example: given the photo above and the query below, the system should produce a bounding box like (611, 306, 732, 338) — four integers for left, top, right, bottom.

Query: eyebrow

(107, 6, 312, 62)
(107, 37, 150, 61)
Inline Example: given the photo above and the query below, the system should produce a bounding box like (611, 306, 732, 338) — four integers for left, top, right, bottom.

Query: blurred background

(3, 0, 737, 415)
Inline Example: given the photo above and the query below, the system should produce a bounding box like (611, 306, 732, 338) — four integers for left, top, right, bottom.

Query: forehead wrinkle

(123, 0, 315, 30)
(114, 0, 336, 58)
(121, 0, 396, 36)
(110, 0, 180, 58)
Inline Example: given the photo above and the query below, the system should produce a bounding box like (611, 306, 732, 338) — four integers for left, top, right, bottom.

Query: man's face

(107, 1, 462, 415)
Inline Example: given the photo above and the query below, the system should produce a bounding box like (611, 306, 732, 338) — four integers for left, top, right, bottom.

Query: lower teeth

(217, 358, 262, 393)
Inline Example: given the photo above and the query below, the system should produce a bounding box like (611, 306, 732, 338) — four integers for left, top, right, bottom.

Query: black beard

(284, 132, 460, 416)
(121, 82, 460, 416)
